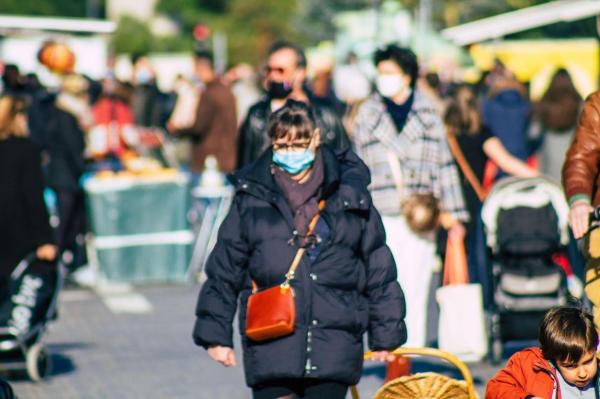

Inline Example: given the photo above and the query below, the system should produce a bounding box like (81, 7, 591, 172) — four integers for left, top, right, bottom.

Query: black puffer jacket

(236, 98, 350, 168)
(193, 146, 406, 387)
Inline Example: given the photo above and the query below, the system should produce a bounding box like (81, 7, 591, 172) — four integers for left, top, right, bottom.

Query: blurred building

(106, 0, 178, 37)
(107, 0, 156, 22)
(442, 0, 600, 95)
(0, 15, 116, 84)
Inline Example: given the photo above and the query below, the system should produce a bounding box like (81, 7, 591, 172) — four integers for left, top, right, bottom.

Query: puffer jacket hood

(236, 97, 351, 169)
(230, 145, 372, 205)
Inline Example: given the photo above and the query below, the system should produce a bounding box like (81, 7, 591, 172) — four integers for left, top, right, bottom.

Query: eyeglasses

(272, 141, 311, 151)
(264, 65, 287, 74)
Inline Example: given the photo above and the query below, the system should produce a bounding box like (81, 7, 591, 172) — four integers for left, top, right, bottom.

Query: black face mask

(267, 80, 293, 99)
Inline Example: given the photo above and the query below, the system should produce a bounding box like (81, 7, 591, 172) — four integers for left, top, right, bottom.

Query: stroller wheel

(26, 343, 51, 382)
(490, 339, 503, 365)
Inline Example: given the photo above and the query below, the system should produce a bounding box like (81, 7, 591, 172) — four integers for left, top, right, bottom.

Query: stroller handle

(352, 347, 477, 399)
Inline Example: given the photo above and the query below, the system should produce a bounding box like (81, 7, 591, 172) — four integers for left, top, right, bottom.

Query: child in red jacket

(486, 306, 599, 399)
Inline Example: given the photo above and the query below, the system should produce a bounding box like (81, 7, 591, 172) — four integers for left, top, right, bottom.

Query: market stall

(85, 170, 192, 284)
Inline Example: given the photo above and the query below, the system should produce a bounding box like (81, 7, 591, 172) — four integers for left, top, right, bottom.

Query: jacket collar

(231, 146, 338, 196)
(229, 145, 370, 211)
(528, 347, 600, 399)
(367, 89, 432, 115)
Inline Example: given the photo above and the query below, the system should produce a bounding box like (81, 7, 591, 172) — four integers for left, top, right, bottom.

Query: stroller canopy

(481, 177, 569, 253)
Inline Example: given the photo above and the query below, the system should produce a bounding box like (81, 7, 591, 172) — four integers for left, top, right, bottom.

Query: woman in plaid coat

(352, 45, 468, 347)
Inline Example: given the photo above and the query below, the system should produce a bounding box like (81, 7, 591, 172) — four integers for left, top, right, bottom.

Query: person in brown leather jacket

(563, 90, 600, 326)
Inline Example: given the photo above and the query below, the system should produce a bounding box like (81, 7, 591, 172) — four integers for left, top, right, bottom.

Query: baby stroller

(482, 177, 572, 364)
(0, 253, 65, 381)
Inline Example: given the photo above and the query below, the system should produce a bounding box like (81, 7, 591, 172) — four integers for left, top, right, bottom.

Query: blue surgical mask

(272, 149, 315, 175)
(136, 69, 152, 85)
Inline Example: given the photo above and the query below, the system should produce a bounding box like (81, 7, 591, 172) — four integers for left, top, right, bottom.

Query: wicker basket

(351, 347, 477, 399)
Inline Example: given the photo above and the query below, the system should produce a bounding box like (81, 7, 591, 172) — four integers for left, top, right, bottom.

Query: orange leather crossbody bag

(245, 200, 325, 342)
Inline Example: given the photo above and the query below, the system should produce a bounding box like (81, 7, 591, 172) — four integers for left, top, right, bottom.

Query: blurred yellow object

(461, 67, 482, 84)
(351, 347, 477, 399)
(61, 74, 88, 95)
(121, 150, 138, 161)
(470, 39, 598, 99)
(38, 41, 75, 74)
(95, 170, 115, 179)
(115, 171, 136, 179)
(589, 228, 600, 259)
(123, 157, 162, 174)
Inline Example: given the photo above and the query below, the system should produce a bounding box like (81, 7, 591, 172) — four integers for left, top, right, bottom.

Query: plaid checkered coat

(352, 91, 469, 221)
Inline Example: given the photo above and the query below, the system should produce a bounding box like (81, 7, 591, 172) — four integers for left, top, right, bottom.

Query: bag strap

(386, 150, 404, 197)
(445, 128, 487, 202)
(252, 200, 326, 293)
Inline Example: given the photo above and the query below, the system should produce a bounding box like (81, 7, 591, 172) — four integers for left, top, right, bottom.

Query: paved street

(5, 284, 501, 398)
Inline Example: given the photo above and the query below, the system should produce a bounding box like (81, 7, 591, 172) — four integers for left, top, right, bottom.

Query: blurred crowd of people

(0, 39, 586, 349)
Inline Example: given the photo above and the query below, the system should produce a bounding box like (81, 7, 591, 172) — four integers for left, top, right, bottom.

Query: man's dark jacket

(193, 145, 406, 387)
(236, 97, 350, 168)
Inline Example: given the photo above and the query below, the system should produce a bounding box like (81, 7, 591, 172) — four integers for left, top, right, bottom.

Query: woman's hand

(569, 201, 594, 239)
(36, 244, 57, 261)
(370, 351, 396, 362)
(207, 345, 237, 367)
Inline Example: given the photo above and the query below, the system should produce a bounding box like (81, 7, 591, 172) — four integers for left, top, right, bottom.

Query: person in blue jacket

(481, 67, 532, 166)
(193, 100, 406, 399)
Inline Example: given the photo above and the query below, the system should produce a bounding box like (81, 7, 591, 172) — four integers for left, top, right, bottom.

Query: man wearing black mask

(236, 41, 349, 168)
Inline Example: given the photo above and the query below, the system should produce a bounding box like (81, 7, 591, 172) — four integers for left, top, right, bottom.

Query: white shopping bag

(436, 283, 488, 362)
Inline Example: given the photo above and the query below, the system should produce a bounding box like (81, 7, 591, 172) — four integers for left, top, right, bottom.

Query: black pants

(252, 379, 348, 399)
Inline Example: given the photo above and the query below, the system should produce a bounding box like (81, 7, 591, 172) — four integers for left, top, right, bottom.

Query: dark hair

(268, 41, 307, 69)
(425, 72, 440, 90)
(444, 84, 481, 135)
(0, 95, 28, 140)
(130, 52, 146, 65)
(374, 45, 418, 89)
(267, 100, 316, 141)
(539, 306, 598, 364)
(2, 64, 20, 88)
(538, 68, 582, 131)
(194, 50, 214, 68)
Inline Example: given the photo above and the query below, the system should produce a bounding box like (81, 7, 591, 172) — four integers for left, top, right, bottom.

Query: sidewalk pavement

(6, 284, 500, 398)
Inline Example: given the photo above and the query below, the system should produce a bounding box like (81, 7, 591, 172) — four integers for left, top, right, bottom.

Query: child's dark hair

(267, 100, 317, 141)
(539, 306, 598, 364)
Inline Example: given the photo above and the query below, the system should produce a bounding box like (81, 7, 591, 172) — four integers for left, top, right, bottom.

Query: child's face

(555, 351, 598, 388)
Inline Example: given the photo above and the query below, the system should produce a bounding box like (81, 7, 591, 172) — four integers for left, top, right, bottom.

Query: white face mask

(376, 74, 411, 98)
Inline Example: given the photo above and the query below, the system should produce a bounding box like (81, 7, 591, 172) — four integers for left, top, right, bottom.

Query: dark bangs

(539, 307, 599, 364)
(267, 100, 316, 141)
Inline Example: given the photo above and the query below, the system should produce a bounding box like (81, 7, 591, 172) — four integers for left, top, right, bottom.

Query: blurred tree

(295, 0, 374, 44)
(225, 0, 302, 65)
(112, 15, 154, 55)
(0, 0, 86, 17)
(156, 0, 377, 65)
(200, 0, 231, 13)
(401, 0, 550, 28)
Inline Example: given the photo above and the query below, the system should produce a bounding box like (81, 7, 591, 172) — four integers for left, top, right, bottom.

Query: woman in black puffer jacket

(192, 100, 406, 399)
